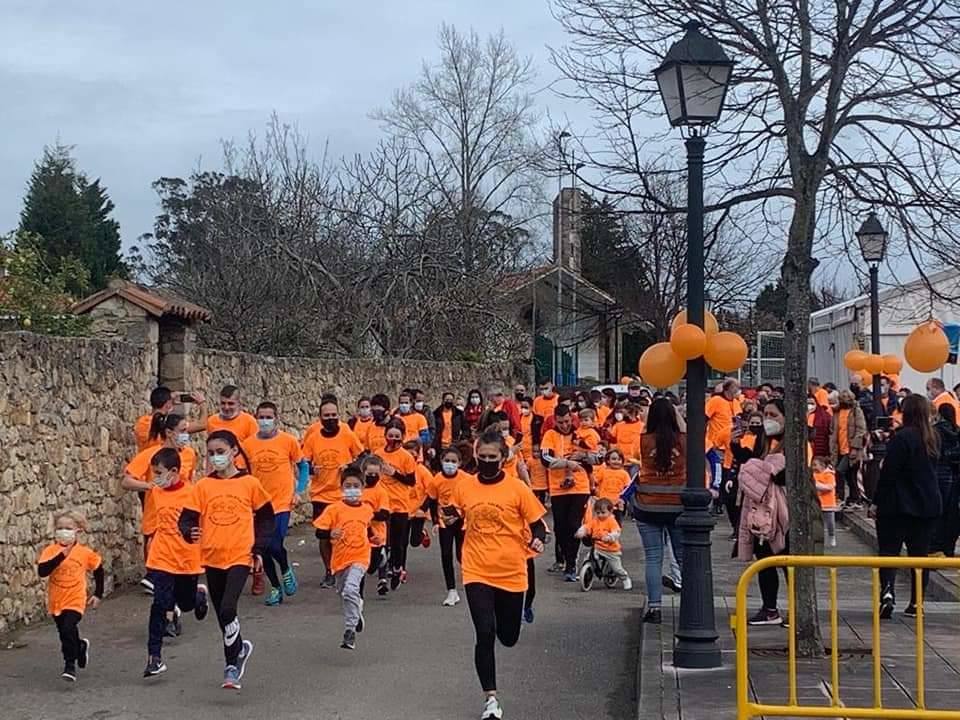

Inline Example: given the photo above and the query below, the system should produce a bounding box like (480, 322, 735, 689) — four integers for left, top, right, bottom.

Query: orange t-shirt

(301, 428, 364, 503)
(837, 409, 851, 455)
(126, 445, 198, 532)
(540, 429, 591, 496)
(584, 514, 622, 553)
(366, 424, 388, 455)
(142, 482, 203, 575)
(407, 463, 432, 516)
(934, 392, 960, 416)
(594, 466, 631, 504)
(134, 414, 160, 452)
(38, 543, 102, 616)
(610, 420, 644, 457)
(574, 426, 601, 451)
(206, 412, 259, 442)
(242, 431, 302, 513)
(520, 413, 548, 491)
(532, 395, 559, 423)
(440, 409, 454, 446)
(706, 396, 737, 452)
(596, 405, 612, 426)
(814, 469, 838, 510)
(351, 418, 374, 450)
(428, 469, 470, 527)
(313, 501, 375, 573)
(362, 485, 390, 547)
(185, 473, 272, 569)
(453, 475, 546, 592)
(502, 435, 524, 477)
(394, 411, 428, 443)
(378, 447, 419, 513)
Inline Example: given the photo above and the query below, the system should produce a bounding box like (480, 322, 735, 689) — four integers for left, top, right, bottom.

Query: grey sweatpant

(335, 564, 365, 632)
(597, 549, 630, 579)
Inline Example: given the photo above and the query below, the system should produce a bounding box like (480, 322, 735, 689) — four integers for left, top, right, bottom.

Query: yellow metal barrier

(735, 555, 960, 720)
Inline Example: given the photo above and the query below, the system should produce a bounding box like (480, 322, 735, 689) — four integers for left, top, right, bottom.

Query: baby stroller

(579, 542, 622, 591)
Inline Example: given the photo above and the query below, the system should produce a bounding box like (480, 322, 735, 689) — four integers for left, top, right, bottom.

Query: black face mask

(364, 474, 379, 487)
(849, 384, 860, 394)
(321, 418, 338, 432)
(748, 425, 762, 434)
(477, 459, 501, 480)
(372, 408, 386, 422)
(514, 391, 524, 401)
(443, 400, 454, 409)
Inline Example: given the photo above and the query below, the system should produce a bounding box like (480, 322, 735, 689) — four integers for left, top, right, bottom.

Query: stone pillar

(158, 318, 195, 391)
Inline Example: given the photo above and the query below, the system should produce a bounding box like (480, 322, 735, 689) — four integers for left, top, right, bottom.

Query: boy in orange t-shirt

(37, 510, 104, 682)
(812, 456, 838, 548)
(359, 455, 392, 597)
(575, 498, 633, 590)
(314, 466, 379, 650)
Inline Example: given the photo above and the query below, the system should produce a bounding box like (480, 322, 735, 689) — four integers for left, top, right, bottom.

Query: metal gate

(755, 331, 785, 387)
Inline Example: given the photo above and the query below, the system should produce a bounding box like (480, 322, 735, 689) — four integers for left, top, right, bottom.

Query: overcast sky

(0, 0, 588, 249)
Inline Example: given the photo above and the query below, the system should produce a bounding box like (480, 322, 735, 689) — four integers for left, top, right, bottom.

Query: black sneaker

(662, 576, 682, 593)
(904, 604, 917, 618)
(390, 570, 402, 591)
(748, 608, 782, 625)
(164, 621, 179, 638)
(377, 579, 389, 596)
(143, 656, 167, 677)
(77, 638, 89, 669)
(195, 584, 209, 621)
(61, 663, 77, 682)
(880, 592, 895, 620)
(321, 573, 336, 589)
(341, 629, 357, 650)
(643, 608, 662, 624)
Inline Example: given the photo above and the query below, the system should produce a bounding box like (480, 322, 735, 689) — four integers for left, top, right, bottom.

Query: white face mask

(521, 408, 531, 416)
(257, 418, 276, 433)
(541, 389, 553, 398)
(343, 487, 363, 502)
(153, 471, 176, 489)
(470, 396, 481, 406)
(501, 429, 510, 439)
(175, 432, 191, 447)
(210, 453, 231, 470)
(55, 528, 77, 546)
(414, 401, 425, 411)
(399, 402, 412, 413)
(358, 407, 372, 418)
(763, 418, 783, 436)
(614, 412, 624, 422)
(441, 461, 459, 476)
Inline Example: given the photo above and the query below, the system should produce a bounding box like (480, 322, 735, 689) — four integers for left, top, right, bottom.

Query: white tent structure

(808, 269, 960, 392)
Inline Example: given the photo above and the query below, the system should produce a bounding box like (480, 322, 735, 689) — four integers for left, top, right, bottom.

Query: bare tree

(553, 0, 960, 654)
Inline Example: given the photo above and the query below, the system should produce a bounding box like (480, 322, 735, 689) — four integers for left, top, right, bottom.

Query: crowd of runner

(35, 372, 960, 719)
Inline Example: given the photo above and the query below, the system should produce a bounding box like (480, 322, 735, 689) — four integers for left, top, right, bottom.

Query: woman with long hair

(630, 398, 685, 624)
(873, 393, 941, 618)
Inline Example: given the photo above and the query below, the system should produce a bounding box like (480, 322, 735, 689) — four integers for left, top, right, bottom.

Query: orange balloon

(904, 321, 950, 373)
(843, 350, 868, 372)
(881, 354, 902, 374)
(672, 309, 719, 336)
(863, 354, 884, 375)
(619, 376, 633, 385)
(858, 369, 874, 387)
(704, 331, 749, 372)
(670, 323, 707, 360)
(638, 342, 686, 388)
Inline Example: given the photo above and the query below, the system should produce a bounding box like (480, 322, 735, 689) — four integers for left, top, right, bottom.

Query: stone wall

(0, 332, 155, 634)
(0, 332, 525, 634)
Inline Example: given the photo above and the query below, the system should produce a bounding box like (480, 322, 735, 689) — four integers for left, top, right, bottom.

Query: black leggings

(551, 494, 589, 573)
(439, 522, 465, 590)
(205, 565, 249, 666)
(409, 517, 426, 547)
(388, 513, 410, 571)
(465, 583, 525, 692)
(525, 559, 536, 610)
(753, 538, 789, 611)
(54, 610, 82, 664)
(367, 546, 387, 580)
(876, 513, 932, 605)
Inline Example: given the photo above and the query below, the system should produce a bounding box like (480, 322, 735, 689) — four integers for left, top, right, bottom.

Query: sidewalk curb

(839, 510, 960, 602)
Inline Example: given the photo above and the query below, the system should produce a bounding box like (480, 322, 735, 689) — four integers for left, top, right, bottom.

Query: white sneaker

(829, 536, 837, 548)
(481, 695, 503, 719)
(622, 577, 633, 591)
(443, 589, 461, 607)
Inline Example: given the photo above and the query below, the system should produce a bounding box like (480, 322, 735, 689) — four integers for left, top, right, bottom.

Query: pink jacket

(737, 453, 789, 561)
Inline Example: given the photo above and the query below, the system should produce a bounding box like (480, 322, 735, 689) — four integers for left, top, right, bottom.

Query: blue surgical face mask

(257, 418, 276, 433)
(399, 402, 411, 414)
(343, 486, 362, 502)
(175, 432, 190, 447)
(210, 453, 231, 470)
(441, 461, 459, 476)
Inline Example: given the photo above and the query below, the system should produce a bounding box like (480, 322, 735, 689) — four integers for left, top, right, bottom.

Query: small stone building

(72, 280, 211, 391)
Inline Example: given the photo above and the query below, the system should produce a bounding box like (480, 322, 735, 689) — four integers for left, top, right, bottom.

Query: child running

(313, 465, 379, 650)
(138, 448, 209, 678)
(426, 446, 469, 606)
(404, 439, 434, 555)
(377, 419, 418, 590)
(360, 455, 392, 596)
(178, 430, 275, 690)
(448, 427, 546, 720)
(575, 498, 633, 590)
(242, 402, 302, 605)
(36, 510, 104, 682)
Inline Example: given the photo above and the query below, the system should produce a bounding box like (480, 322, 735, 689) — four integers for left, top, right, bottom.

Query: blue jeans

(636, 521, 684, 608)
(263, 511, 291, 588)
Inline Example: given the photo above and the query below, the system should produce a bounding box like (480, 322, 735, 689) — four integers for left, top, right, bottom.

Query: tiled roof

(72, 280, 211, 322)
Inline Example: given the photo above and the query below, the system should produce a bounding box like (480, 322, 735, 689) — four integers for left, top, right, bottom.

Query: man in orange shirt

(531, 379, 559, 448)
(205, 385, 258, 442)
(705, 378, 741, 494)
(394, 390, 429, 444)
(927, 378, 960, 417)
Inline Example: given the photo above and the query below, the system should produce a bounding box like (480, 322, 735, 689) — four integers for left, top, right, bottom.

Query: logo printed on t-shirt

(49, 558, 84, 589)
(250, 447, 284, 474)
(156, 506, 182, 535)
(469, 503, 506, 535)
(338, 519, 368, 549)
(208, 495, 245, 526)
(317, 448, 342, 469)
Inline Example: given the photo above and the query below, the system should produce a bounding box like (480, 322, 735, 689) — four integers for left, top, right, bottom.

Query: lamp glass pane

(679, 63, 730, 121)
(656, 65, 683, 124)
(858, 234, 887, 263)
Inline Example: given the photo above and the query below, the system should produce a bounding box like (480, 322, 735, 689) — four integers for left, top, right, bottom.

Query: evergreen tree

(18, 143, 124, 292)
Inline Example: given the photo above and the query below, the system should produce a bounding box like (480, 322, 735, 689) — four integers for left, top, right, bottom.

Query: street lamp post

(856, 213, 889, 421)
(655, 20, 733, 670)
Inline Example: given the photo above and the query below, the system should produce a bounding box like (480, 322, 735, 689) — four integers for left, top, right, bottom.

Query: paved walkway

(0, 522, 643, 720)
(641, 515, 960, 720)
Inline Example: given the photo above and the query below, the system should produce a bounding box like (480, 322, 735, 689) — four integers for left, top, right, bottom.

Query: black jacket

(433, 405, 467, 453)
(934, 420, 960, 486)
(875, 426, 941, 518)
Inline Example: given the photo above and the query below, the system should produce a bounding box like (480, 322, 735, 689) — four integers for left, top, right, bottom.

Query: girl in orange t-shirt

(812, 456, 838, 548)
(448, 428, 546, 720)
(179, 430, 274, 691)
(428, 446, 470, 607)
(378, 419, 418, 590)
(37, 510, 104, 682)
